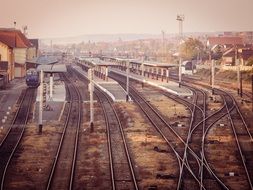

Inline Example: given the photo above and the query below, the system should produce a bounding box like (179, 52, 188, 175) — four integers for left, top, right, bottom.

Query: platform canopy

(81, 58, 118, 67)
(114, 58, 138, 62)
(36, 64, 67, 73)
(105, 56, 178, 68)
(26, 55, 58, 65)
(80, 56, 178, 68)
(132, 61, 178, 68)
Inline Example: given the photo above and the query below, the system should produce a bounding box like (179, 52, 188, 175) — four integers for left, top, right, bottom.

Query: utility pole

(39, 70, 44, 134)
(162, 30, 165, 62)
(211, 59, 215, 94)
(235, 46, 243, 96)
(179, 57, 182, 87)
(126, 61, 130, 102)
(236, 59, 241, 95)
(88, 68, 94, 131)
(51, 40, 53, 55)
(177, 14, 184, 88)
(49, 73, 53, 99)
(251, 74, 253, 112)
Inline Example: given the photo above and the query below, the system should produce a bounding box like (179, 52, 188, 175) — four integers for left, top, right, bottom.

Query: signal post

(88, 68, 94, 131)
(39, 70, 46, 134)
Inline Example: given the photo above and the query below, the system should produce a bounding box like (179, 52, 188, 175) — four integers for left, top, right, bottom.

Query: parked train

(26, 68, 40, 87)
(0, 74, 7, 89)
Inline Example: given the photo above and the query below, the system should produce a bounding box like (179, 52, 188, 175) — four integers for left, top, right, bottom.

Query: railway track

(71, 66, 139, 190)
(96, 86, 139, 190)
(163, 84, 240, 190)
(176, 86, 206, 189)
(87, 65, 252, 189)
(76, 64, 251, 189)
(109, 71, 238, 190)
(169, 73, 253, 189)
(109, 72, 209, 189)
(217, 89, 253, 190)
(46, 72, 82, 190)
(74, 65, 223, 189)
(170, 73, 252, 102)
(160, 80, 253, 190)
(0, 88, 35, 190)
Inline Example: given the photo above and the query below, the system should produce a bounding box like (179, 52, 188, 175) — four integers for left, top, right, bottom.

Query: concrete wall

(0, 42, 8, 61)
(220, 65, 252, 71)
(14, 63, 26, 78)
(0, 42, 15, 80)
(14, 48, 27, 64)
(196, 64, 252, 71)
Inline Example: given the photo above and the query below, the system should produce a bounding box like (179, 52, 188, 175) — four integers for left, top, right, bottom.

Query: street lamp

(39, 70, 44, 134)
(177, 14, 184, 87)
(126, 61, 130, 101)
(88, 68, 94, 131)
(176, 15, 184, 38)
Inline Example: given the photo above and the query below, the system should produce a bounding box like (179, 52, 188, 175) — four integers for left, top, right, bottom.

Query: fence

(196, 65, 252, 71)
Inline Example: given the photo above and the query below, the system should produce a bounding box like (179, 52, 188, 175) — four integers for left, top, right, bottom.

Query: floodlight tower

(176, 14, 184, 87)
(176, 14, 184, 40)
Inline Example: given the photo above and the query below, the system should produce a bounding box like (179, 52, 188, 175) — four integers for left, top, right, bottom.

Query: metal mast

(176, 14, 184, 87)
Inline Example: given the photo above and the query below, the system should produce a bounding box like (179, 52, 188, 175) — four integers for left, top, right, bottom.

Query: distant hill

(40, 32, 221, 45)
(41, 33, 162, 45)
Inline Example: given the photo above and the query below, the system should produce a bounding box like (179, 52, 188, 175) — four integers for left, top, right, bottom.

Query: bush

(246, 56, 253, 66)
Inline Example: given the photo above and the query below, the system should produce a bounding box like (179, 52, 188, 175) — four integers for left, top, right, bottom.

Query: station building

(0, 28, 38, 81)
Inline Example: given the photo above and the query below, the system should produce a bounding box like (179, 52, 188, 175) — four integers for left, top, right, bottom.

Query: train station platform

(72, 66, 129, 102)
(109, 68, 192, 96)
(34, 80, 66, 122)
(0, 79, 26, 128)
(36, 81, 66, 102)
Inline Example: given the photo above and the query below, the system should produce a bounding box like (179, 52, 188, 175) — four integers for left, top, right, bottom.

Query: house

(223, 48, 253, 65)
(27, 39, 39, 70)
(207, 36, 250, 65)
(182, 61, 196, 75)
(207, 36, 244, 50)
(0, 38, 14, 81)
(0, 28, 36, 80)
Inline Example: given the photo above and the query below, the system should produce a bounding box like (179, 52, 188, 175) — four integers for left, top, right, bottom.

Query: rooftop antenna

(22, 25, 28, 36)
(161, 30, 165, 61)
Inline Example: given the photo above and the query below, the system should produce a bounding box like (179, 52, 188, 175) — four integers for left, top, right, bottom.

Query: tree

(246, 56, 253, 66)
(179, 38, 204, 60)
(211, 45, 223, 60)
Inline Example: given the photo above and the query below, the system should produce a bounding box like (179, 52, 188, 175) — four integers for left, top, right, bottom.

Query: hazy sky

(1, 0, 253, 38)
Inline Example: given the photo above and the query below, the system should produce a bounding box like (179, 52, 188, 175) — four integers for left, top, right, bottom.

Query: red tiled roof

(208, 37, 243, 46)
(223, 48, 253, 60)
(0, 29, 33, 48)
(242, 49, 253, 60)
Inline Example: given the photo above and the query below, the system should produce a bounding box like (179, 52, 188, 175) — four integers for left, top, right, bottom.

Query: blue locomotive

(26, 68, 40, 87)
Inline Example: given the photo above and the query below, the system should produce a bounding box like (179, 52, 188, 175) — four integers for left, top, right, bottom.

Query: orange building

(0, 28, 36, 80)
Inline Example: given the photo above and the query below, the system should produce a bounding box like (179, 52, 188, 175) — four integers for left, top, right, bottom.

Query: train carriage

(26, 68, 39, 87)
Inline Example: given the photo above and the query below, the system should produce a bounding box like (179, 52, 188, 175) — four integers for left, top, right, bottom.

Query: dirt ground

(4, 123, 62, 190)
(115, 102, 178, 189)
(3, 75, 253, 190)
(74, 103, 111, 190)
